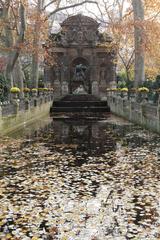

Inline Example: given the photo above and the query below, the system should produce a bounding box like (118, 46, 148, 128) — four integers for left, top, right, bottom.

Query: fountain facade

(44, 14, 116, 100)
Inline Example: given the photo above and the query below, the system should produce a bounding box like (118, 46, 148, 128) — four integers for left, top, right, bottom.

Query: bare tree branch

(47, 0, 98, 19)
(43, 0, 57, 10)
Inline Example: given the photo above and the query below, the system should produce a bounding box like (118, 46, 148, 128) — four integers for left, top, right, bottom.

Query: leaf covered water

(0, 115, 160, 240)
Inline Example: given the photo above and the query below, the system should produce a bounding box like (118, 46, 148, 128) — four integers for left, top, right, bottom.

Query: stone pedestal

(0, 105, 2, 118)
(62, 81, 69, 96)
(54, 80, 61, 100)
(92, 81, 99, 96)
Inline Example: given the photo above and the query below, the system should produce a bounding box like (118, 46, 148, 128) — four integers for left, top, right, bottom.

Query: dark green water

(0, 114, 160, 240)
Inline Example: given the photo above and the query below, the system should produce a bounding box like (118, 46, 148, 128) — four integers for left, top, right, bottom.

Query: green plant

(23, 87, 30, 92)
(31, 88, 38, 92)
(138, 87, 149, 92)
(43, 88, 48, 91)
(38, 88, 44, 91)
(120, 87, 128, 92)
(38, 88, 48, 92)
(110, 88, 118, 91)
(129, 88, 137, 92)
(38, 78, 45, 88)
(10, 87, 20, 93)
(117, 80, 126, 88)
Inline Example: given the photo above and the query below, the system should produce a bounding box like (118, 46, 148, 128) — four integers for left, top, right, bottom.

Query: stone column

(53, 67, 61, 100)
(62, 81, 69, 96)
(91, 51, 99, 96)
(54, 80, 61, 100)
(92, 81, 99, 96)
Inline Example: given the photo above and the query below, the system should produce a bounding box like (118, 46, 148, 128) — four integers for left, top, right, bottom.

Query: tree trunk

(30, 0, 42, 89)
(13, 59, 24, 98)
(4, 2, 26, 88)
(31, 52, 39, 88)
(132, 0, 145, 87)
(31, 0, 63, 89)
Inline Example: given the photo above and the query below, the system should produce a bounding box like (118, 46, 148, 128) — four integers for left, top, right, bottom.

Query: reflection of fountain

(52, 120, 116, 155)
(73, 125, 88, 135)
(74, 63, 87, 81)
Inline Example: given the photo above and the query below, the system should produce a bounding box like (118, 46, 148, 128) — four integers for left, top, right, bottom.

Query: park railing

(0, 88, 54, 118)
(106, 89, 160, 134)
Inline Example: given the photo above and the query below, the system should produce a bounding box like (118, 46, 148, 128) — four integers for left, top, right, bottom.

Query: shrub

(38, 88, 44, 91)
(10, 87, 20, 93)
(129, 88, 137, 92)
(120, 87, 128, 92)
(110, 88, 118, 91)
(23, 87, 30, 92)
(138, 87, 149, 93)
(43, 88, 48, 91)
(31, 88, 38, 92)
(38, 88, 48, 92)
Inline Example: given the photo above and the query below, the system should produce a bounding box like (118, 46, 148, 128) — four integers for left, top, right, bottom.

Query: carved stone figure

(44, 14, 116, 100)
(73, 84, 87, 95)
(74, 63, 87, 81)
(77, 31, 84, 43)
(84, 30, 97, 43)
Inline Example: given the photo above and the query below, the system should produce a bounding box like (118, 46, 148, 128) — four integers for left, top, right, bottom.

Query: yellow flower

(10, 87, 20, 93)
(120, 87, 128, 92)
(32, 236, 40, 240)
(138, 87, 149, 92)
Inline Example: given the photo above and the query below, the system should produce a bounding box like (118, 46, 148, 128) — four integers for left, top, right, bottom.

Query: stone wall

(107, 92, 160, 134)
(0, 94, 53, 135)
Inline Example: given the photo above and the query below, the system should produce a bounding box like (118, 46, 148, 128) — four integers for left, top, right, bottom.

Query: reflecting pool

(0, 114, 160, 239)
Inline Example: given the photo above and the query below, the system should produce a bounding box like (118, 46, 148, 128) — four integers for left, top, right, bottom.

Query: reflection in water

(0, 115, 160, 239)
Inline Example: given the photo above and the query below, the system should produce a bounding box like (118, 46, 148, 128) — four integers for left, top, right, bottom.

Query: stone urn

(11, 92, 19, 100)
(10, 87, 20, 101)
(39, 91, 44, 97)
(138, 88, 149, 103)
(117, 90, 122, 97)
(140, 92, 149, 103)
(23, 88, 30, 99)
(120, 88, 128, 99)
(24, 92, 30, 98)
(121, 91, 128, 99)
(31, 89, 38, 97)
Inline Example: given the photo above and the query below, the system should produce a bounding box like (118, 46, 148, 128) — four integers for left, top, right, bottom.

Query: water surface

(0, 114, 160, 240)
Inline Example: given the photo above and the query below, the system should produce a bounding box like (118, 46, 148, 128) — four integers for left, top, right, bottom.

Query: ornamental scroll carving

(60, 29, 97, 46)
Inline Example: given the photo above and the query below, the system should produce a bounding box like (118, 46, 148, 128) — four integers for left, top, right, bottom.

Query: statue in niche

(74, 63, 87, 81)
(73, 84, 87, 95)
(73, 63, 88, 94)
